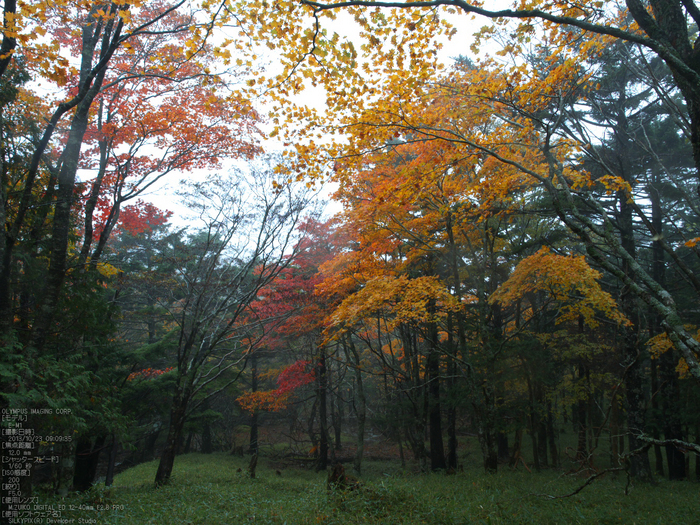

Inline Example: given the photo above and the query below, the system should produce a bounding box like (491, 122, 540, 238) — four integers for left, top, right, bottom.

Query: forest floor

(33, 451, 699, 524)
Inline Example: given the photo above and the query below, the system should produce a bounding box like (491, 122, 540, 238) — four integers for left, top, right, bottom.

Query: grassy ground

(33, 453, 699, 524)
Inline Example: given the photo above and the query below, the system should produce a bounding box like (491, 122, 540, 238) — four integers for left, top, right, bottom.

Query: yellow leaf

(96, 262, 121, 278)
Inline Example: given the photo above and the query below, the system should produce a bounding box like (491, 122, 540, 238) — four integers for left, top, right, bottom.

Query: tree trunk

(316, 347, 329, 471)
(696, 424, 700, 482)
(427, 317, 446, 471)
(497, 432, 510, 463)
(446, 314, 458, 469)
(546, 399, 558, 467)
(202, 424, 212, 454)
(307, 396, 318, 452)
(536, 385, 548, 468)
(73, 434, 106, 492)
(142, 426, 161, 462)
(610, 394, 621, 467)
(183, 432, 193, 454)
(475, 382, 499, 473)
(625, 349, 652, 481)
(105, 434, 119, 487)
(29, 10, 120, 351)
(576, 358, 588, 464)
(650, 357, 665, 476)
(619, 184, 652, 481)
(527, 382, 540, 472)
(249, 353, 259, 455)
(509, 426, 523, 469)
(155, 391, 188, 487)
(345, 336, 365, 476)
(331, 388, 342, 451)
(660, 351, 685, 480)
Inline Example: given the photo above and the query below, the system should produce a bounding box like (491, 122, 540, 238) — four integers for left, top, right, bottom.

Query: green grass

(34, 453, 699, 524)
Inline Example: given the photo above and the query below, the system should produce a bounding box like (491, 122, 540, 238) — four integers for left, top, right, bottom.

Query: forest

(1, 0, 700, 523)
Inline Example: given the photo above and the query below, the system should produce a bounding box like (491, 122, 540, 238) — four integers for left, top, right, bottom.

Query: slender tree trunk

(660, 351, 685, 479)
(202, 424, 212, 454)
(427, 316, 446, 471)
(650, 357, 665, 476)
(476, 380, 499, 472)
(446, 314, 458, 469)
(331, 391, 342, 451)
(696, 424, 700, 482)
(576, 316, 588, 464)
(249, 354, 259, 455)
(316, 346, 329, 471)
(307, 396, 318, 452)
(334, 388, 343, 451)
(536, 385, 548, 468)
(30, 11, 120, 351)
(345, 336, 366, 475)
(619, 189, 652, 481)
(142, 426, 161, 462)
(546, 399, 558, 467)
(610, 394, 621, 467)
(649, 174, 667, 477)
(526, 374, 540, 472)
(509, 425, 524, 469)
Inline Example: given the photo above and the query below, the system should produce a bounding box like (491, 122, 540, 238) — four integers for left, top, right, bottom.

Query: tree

(231, 0, 700, 389)
(237, 218, 341, 468)
(292, 0, 700, 178)
(153, 160, 314, 486)
(240, 4, 700, 478)
(0, 0, 268, 359)
(1, 1, 264, 493)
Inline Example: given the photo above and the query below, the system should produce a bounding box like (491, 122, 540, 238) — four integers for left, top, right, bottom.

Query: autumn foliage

(127, 367, 174, 382)
(237, 360, 316, 413)
(3, 0, 700, 494)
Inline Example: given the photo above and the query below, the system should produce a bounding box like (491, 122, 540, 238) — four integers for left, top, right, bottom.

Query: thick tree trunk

(105, 434, 118, 487)
(155, 391, 189, 487)
(73, 434, 106, 491)
(497, 432, 510, 463)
